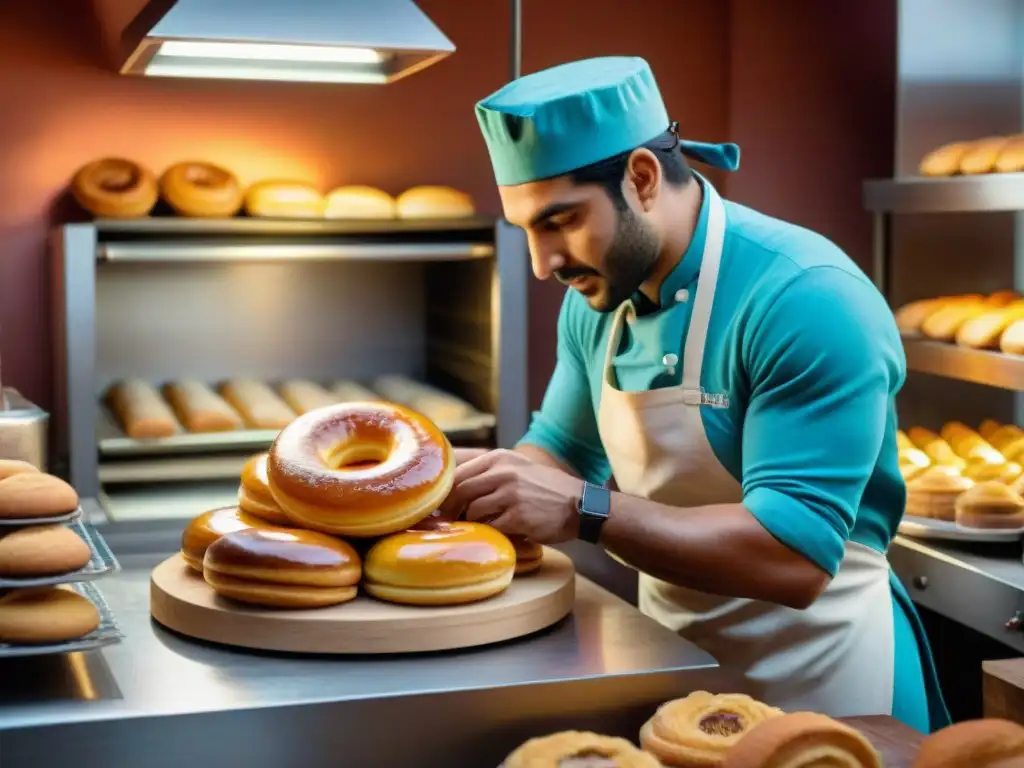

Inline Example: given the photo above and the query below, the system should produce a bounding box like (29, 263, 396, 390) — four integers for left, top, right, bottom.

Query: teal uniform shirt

(518, 178, 950, 734)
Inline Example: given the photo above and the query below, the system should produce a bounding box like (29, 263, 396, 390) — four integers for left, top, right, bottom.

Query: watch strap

(577, 482, 611, 544)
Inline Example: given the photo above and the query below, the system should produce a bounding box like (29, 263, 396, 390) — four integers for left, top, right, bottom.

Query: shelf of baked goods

(897, 420, 1024, 542)
(864, 133, 1024, 213)
(894, 291, 1024, 390)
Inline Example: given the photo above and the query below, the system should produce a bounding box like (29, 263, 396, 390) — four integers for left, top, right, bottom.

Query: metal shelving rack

(863, 173, 1024, 393)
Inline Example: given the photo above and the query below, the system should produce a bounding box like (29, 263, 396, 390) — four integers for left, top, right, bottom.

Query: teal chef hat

(475, 56, 740, 186)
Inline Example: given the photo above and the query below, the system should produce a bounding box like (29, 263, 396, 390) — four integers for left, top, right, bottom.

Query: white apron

(595, 180, 895, 717)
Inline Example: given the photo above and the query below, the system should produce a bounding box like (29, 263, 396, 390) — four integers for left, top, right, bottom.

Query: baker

(439, 56, 949, 733)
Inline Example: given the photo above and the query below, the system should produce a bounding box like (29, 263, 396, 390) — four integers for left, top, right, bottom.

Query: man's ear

(624, 147, 662, 211)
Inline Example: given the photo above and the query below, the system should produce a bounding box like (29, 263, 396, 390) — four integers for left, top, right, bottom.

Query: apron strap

(602, 301, 632, 390)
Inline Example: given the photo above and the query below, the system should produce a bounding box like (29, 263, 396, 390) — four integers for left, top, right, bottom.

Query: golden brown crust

(906, 466, 973, 521)
(395, 185, 475, 219)
(276, 380, 338, 415)
(0, 525, 92, 577)
(163, 379, 243, 433)
(1001, 319, 1024, 355)
(107, 378, 179, 439)
(0, 473, 80, 519)
(0, 587, 100, 643)
(180, 505, 270, 572)
(960, 136, 1013, 175)
(954, 481, 1024, 529)
(324, 186, 397, 219)
(160, 161, 243, 218)
(238, 453, 291, 524)
(71, 157, 159, 219)
(894, 297, 948, 335)
(720, 711, 881, 768)
(501, 731, 662, 768)
(907, 428, 966, 470)
(911, 718, 1024, 768)
(994, 137, 1024, 173)
(244, 180, 325, 219)
(956, 302, 1024, 349)
(919, 142, 970, 177)
(921, 299, 990, 341)
(219, 379, 296, 430)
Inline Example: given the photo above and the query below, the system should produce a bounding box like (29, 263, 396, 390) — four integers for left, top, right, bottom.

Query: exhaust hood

(120, 0, 455, 85)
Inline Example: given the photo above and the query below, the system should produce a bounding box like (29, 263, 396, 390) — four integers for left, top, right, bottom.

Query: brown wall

(0, 0, 895, 416)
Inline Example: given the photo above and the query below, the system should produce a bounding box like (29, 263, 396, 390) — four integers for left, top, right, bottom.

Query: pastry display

(277, 379, 338, 415)
(330, 380, 381, 403)
(911, 718, 1024, 768)
(159, 161, 244, 218)
(267, 401, 455, 536)
(893, 291, 1024, 352)
(371, 374, 477, 424)
(106, 378, 180, 439)
(395, 185, 476, 219)
(918, 134, 1024, 176)
(244, 180, 326, 219)
(905, 467, 974, 521)
(721, 711, 881, 768)
(638, 691, 783, 767)
(237, 454, 291, 525)
(163, 379, 243, 433)
(0, 586, 100, 644)
(954, 481, 1024, 530)
(511, 536, 544, 575)
(0, 472, 80, 520)
(70, 157, 159, 219)
(203, 528, 362, 609)
(180, 505, 270, 572)
(0, 460, 40, 481)
(500, 731, 662, 768)
(219, 378, 296, 430)
(324, 185, 398, 219)
(0, 524, 91, 577)
(363, 521, 516, 606)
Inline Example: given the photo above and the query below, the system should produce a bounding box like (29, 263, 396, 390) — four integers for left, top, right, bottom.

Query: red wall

(0, 0, 895, 414)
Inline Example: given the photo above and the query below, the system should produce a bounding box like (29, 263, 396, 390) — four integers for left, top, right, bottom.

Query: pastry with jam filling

(500, 731, 661, 768)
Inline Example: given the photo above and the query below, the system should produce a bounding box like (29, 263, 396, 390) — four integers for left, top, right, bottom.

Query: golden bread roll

(911, 718, 1024, 768)
(160, 161, 243, 217)
(894, 297, 947, 335)
(237, 454, 290, 525)
(941, 421, 1005, 464)
(370, 374, 476, 425)
(219, 379, 296, 430)
(510, 536, 544, 575)
(163, 379, 243, 433)
(919, 142, 970, 177)
(962, 459, 1022, 483)
(639, 690, 783, 767)
(363, 521, 515, 605)
(244, 180, 326, 219)
(980, 419, 1004, 441)
(71, 157, 159, 219)
(0, 586, 100, 644)
(0, 473, 80, 520)
(106, 378, 179, 439)
(0, 525, 91, 577)
(181, 505, 272, 572)
(721, 711, 882, 768)
(954, 481, 1024, 530)
(501, 731, 661, 768)
(959, 136, 1013, 175)
(329, 380, 380, 403)
(907, 428, 966, 469)
(203, 528, 362, 609)
(324, 185, 397, 219)
(0, 460, 40, 482)
(906, 466, 973, 521)
(1001, 318, 1024, 355)
(994, 136, 1024, 173)
(395, 185, 475, 219)
(987, 290, 1020, 307)
(921, 298, 990, 341)
(897, 429, 932, 476)
(988, 424, 1024, 450)
(956, 301, 1024, 349)
(276, 379, 338, 415)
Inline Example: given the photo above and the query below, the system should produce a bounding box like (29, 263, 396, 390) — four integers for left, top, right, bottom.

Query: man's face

(500, 175, 661, 312)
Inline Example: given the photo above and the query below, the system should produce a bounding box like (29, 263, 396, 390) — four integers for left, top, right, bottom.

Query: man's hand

(438, 449, 584, 544)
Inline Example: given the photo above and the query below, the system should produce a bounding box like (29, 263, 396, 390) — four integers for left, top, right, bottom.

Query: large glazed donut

(160, 161, 244, 217)
(267, 402, 454, 537)
(71, 157, 159, 218)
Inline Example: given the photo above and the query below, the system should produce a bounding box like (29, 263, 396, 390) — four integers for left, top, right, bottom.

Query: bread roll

(244, 181, 326, 219)
(203, 528, 362, 609)
(962, 459, 1022, 484)
(912, 718, 1024, 768)
(0, 586, 100, 644)
(894, 298, 946, 335)
(181, 505, 272, 572)
(1000, 318, 1024, 355)
(324, 186, 397, 219)
(106, 378, 179, 439)
(980, 419, 1004, 441)
(363, 521, 515, 605)
(907, 427, 966, 470)
(921, 298, 990, 341)
(219, 379, 296, 430)
(959, 136, 1013, 175)
(370, 375, 476, 425)
(987, 290, 1020, 307)
(276, 380, 338, 415)
(163, 379, 243, 433)
(956, 301, 1024, 349)
(906, 466, 973, 521)
(955, 481, 1024, 529)
(940, 421, 1005, 463)
(501, 732, 662, 768)
(721, 712, 882, 768)
(0, 524, 92, 577)
(395, 185, 475, 219)
(994, 136, 1024, 173)
(0, 473, 80, 520)
(919, 142, 970, 177)
(329, 380, 380, 403)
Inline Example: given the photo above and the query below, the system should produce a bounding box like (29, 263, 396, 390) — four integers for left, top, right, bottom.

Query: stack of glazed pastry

(919, 134, 1024, 176)
(911, 718, 1024, 767)
(893, 291, 1024, 354)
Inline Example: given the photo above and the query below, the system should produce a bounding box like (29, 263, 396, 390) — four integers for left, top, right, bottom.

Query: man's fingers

(437, 469, 507, 518)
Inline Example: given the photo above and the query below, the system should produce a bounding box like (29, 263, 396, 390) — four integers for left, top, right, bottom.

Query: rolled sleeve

(517, 294, 611, 485)
(741, 267, 900, 576)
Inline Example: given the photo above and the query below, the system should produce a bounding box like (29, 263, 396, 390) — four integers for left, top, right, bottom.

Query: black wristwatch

(577, 481, 611, 544)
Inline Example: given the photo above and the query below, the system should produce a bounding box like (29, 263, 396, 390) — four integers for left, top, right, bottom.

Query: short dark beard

(591, 202, 661, 312)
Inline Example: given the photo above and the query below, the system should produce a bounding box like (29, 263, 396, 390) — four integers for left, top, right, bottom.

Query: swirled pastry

(501, 731, 661, 768)
(639, 691, 783, 767)
(721, 712, 881, 768)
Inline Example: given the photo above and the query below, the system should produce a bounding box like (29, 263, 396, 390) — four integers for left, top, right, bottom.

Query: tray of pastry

(894, 290, 1024, 356)
(97, 376, 496, 458)
(0, 581, 123, 658)
(0, 519, 121, 588)
(897, 515, 1024, 543)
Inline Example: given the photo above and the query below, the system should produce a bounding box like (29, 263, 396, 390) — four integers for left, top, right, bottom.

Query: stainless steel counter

(0, 540, 726, 767)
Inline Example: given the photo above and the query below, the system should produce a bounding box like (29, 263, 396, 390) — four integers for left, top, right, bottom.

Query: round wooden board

(150, 547, 576, 654)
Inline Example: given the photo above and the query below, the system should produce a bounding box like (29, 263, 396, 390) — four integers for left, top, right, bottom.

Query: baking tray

(897, 515, 1024, 543)
(0, 506, 83, 528)
(0, 519, 120, 588)
(0, 581, 123, 658)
